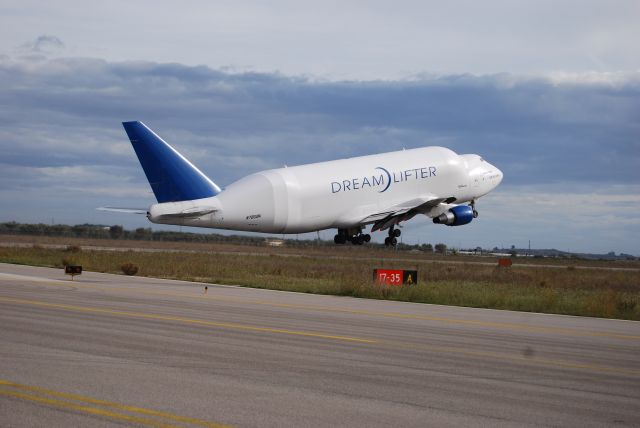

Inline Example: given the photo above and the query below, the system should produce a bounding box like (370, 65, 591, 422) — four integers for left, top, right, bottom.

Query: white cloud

(2, 2, 639, 79)
(547, 71, 640, 87)
(488, 187, 640, 228)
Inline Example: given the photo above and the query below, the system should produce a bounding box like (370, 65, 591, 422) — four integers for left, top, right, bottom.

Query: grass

(4, 233, 640, 269)
(1, 243, 639, 320)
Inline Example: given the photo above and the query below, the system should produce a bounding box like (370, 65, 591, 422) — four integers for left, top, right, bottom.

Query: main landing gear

(332, 225, 400, 246)
(334, 227, 371, 245)
(384, 225, 401, 247)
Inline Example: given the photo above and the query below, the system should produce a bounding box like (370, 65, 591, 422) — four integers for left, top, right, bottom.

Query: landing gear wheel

(393, 229, 401, 238)
(353, 235, 364, 245)
(470, 200, 478, 218)
(363, 234, 371, 243)
(390, 237, 398, 246)
(384, 237, 390, 246)
(334, 234, 347, 244)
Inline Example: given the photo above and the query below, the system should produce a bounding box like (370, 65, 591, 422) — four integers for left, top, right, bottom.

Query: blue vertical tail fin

(122, 121, 221, 203)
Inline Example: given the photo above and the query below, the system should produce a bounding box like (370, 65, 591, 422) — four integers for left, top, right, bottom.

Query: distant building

(265, 238, 285, 247)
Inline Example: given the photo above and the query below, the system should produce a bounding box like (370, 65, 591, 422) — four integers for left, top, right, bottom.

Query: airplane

(102, 121, 503, 246)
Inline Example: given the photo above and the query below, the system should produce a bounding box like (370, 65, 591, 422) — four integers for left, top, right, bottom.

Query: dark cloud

(20, 35, 65, 53)
(0, 54, 638, 253)
(1, 56, 638, 186)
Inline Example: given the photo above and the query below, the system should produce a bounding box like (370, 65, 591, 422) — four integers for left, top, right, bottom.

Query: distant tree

(423, 243, 433, 253)
(52, 224, 73, 236)
(133, 227, 152, 240)
(109, 225, 124, 239)
(72, 224, 89, 237)
(435, 243, 447, 254)
(1, 222, 19, 233)
(20, 223, 46, 235)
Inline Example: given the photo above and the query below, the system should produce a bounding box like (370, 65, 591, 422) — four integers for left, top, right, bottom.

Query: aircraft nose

(495, 167, 503, 186)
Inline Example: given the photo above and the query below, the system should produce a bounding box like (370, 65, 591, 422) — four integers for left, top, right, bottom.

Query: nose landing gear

(470, 200, 479, 218)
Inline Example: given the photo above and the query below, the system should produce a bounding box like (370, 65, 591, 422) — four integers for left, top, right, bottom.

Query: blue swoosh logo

(375, 167, 391, 193)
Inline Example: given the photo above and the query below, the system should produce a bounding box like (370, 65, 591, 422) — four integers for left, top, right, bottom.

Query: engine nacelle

(433, 205, 474, 226)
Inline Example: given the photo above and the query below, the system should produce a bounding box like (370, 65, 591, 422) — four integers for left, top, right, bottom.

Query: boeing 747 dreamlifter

(102, 121, 503, 246)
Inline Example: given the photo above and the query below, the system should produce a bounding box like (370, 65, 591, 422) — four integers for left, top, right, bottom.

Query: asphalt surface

(0, 263, 638, 427)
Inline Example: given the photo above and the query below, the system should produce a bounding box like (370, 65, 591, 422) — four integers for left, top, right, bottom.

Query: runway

(1, 263, 638, 427)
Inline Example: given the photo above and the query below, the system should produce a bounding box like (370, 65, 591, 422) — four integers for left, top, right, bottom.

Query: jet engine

(433, 205, 474, 226)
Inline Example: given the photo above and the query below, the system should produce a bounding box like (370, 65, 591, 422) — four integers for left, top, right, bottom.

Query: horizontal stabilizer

(154, 207, 218, 220)
(97, 207, 147, 214)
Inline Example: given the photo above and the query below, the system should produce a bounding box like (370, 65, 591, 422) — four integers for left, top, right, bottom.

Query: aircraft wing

(361, 196, 451, 232)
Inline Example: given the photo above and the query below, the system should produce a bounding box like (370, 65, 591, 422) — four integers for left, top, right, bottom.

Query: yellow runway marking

(219, 299, 640, 341)
(1, 295, 639, 377)
(6, 276, 638, 341)
(0, 380, 229, 428)
(0, 296, 377, 344)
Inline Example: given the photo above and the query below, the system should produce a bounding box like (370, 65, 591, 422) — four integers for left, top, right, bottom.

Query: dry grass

(1, 244, 638, 320)
(2, 233, 639, 269)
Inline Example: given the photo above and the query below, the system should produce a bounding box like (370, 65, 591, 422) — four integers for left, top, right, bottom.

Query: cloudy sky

(1, 1, 639, 254)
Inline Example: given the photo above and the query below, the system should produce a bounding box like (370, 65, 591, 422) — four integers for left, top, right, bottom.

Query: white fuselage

(147, 146, 502, 234)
